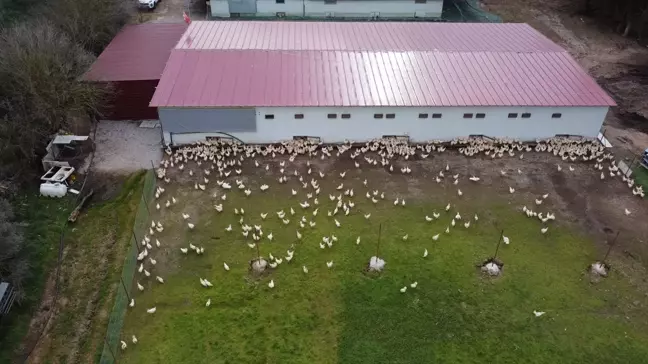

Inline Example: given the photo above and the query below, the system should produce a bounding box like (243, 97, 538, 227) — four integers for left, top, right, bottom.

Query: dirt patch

(485, 0, 648, 154)
(15, 270, 59, 363)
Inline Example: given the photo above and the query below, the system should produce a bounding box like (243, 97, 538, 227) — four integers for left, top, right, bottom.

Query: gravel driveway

(93, 121, 163, 173)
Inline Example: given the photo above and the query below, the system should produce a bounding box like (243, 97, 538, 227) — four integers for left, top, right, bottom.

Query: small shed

(82, 23, 187, 120)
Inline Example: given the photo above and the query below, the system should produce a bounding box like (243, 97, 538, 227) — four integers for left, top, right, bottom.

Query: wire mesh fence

(99, 169, 156, 364)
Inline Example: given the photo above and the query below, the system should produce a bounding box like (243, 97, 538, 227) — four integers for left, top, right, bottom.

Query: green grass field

(119, 164, 648, 364)
(0, 193, 72, 364)
(632, 165, 648, 199)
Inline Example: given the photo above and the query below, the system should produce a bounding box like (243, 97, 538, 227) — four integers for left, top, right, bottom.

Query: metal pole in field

(602, 231, 620, 263)
(376, 223, 382, 257)
(493, 229, 504, 259)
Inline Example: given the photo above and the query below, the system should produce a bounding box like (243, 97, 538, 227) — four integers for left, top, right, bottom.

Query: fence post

(142, 193, 151, 216)
(121, 277, 131, 303)
(104, 336, 117, 364)
(132, 230, 141, 253)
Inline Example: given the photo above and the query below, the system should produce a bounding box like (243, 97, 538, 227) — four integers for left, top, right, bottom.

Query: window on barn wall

(325, 0, 336, 3)
(294, 114, 304, 119)
(327, 113, 337, 119)
(476, 113, 486, 119)
(276, 0, 284, 3)
(341, 114, 351, 119)
(415, 0, 426, 3)
(386, 113, 396, 119)
(463, 113, 473, 119)
(374, 114, 384, 119)
(521, 113, 531, 118)
(418, 113, 428, 119)
(551, 113, 562, 119)
(432, 113, 442, 119)
(265, 114, 275, 119)
(508, 113, 518, 118)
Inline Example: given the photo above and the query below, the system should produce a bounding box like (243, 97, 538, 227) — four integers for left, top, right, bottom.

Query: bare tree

(0, 21, 109, 180)
(43, 0, 135, 54)
(581, 0, 648, 41)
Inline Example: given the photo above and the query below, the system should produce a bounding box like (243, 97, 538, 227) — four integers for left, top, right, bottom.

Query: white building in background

(209, 0, 443, 19)
(150, 21, 616, 146)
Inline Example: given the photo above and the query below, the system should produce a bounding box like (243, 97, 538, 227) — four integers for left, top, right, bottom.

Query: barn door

(228, 0, 256, 14)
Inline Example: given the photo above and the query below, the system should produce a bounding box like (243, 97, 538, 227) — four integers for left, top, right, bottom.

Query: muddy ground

(485, 0, 648, 155)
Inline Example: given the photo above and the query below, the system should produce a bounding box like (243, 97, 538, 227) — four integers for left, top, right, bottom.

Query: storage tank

(40, 182, 67, 198)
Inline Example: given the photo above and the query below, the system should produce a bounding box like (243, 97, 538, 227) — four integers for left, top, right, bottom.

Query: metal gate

(228, 0, 256, 14)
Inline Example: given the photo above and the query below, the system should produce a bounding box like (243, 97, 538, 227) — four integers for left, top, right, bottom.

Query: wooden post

(493, 229, 504, 259)
(256, 242, 261, 261)
(603, 231, 620, 263)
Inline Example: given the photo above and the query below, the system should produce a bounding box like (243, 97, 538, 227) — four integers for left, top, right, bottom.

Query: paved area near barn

(93, 121, 163, 173)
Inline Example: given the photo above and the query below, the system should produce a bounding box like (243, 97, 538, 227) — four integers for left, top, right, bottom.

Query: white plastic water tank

(40, 182, 67, 198)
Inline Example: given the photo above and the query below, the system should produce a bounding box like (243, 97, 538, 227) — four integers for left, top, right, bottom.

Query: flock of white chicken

(120, 136, 642, 351)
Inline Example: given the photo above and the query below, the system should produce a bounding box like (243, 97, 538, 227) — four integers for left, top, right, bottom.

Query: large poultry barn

(149, 21, 615, 146)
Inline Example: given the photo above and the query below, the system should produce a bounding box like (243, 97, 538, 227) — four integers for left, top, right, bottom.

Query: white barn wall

(209, 0, 442, 17)
(210, 0, 230, 16)
(304, 0, 442, 18)
(163, 106, 609, 145)
(256, 0, 304, 16)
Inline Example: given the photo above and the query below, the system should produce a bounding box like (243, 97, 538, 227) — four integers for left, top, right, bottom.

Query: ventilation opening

(382, 135, 409, 143)
(293, 136, 322, 143)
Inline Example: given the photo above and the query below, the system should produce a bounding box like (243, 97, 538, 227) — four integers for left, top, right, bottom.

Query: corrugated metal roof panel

(83, 23, 187, 82)
(150, 49, 616, 108)
(175, 21, 563, 52)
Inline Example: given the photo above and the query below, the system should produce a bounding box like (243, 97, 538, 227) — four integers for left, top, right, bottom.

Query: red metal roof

(176, 21, 563, 52)
(83, 23, 187, 82)
(150, 21, 616, 108)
